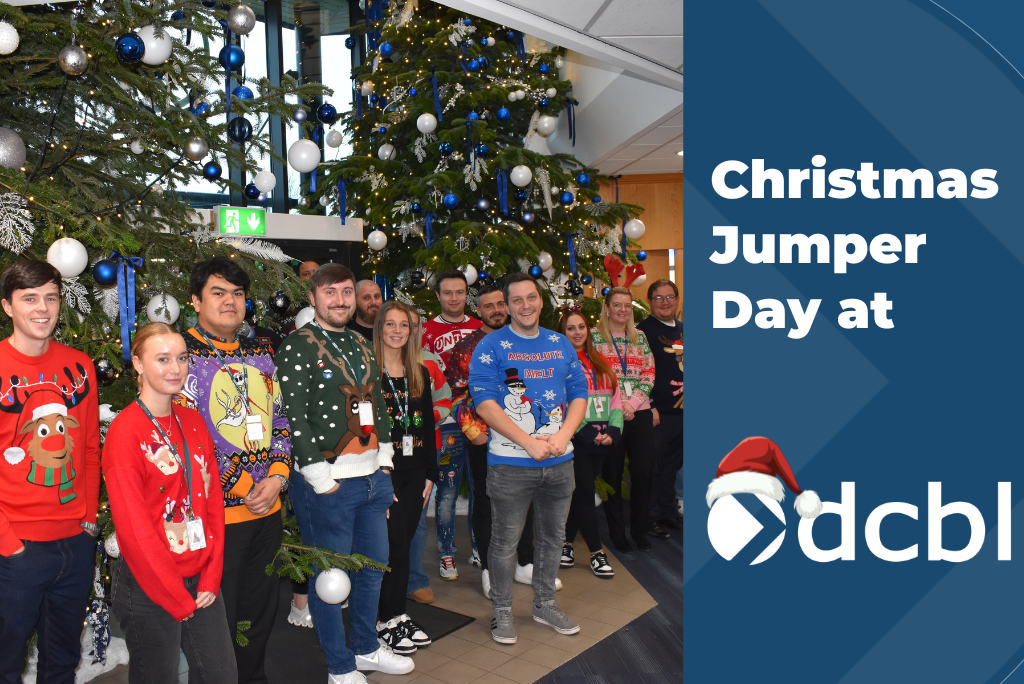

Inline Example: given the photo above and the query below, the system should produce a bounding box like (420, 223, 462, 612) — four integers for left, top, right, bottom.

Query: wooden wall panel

(602, 174, 684, 251)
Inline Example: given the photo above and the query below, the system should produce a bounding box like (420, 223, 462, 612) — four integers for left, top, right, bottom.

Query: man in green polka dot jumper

(277, 263, 415, 678)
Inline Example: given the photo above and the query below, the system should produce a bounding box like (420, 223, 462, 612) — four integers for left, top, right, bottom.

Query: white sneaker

(288, 600, 313, 628)
(375, 618, 417, 655)
(469, 548, 482, 567)
(398, 614, 431, 646)
(514, 563, 563, 590)
(439, 555, 458, 580)
(482, 568, 492, 600)
(328, 671, 367, 684)
(354, 645, 415, 674)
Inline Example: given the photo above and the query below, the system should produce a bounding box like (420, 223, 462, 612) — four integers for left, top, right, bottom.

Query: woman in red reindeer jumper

(104, 323, 235, 684)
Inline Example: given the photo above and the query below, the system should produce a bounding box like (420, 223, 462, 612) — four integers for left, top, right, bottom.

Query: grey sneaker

(490, 607, 517, 644)
(533, 602, 580, 635)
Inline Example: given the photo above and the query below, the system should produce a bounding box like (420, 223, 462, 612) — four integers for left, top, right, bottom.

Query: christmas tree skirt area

(265, 577, 474, 682)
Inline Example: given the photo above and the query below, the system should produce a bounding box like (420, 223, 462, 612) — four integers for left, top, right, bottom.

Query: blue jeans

(0, 531, 95, 684)
(289, 469, 393, 676)
(435, 423, 476, 558)
(406, 504, 429, 593)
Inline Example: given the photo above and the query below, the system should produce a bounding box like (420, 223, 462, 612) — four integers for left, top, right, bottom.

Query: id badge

(186, 518, 207, 551)
(623, 381, 633, 398)
(246, 414, 265, 441)
(403, 434, 414, 456)
(358, 401, 374, 433)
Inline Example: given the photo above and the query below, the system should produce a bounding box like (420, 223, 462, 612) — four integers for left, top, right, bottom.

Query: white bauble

(537, 251, 553, 271)
(130, 140, 145, 155)
(367, 229, 388, 251)
(288, 139, 321, 173)
(137, 25, 172, 65)
(46, 238, 89, 277)
(507, 92, 517, 103)
(509, 165, 533, 187)
(623, 218, 646, 239)
(253, 170, 277, 193)
(146, 293, 180, 324)
(325, 129, 343, 148)
(416, 113, 437, 134)
(294, 307, 315, 329)
(360, 80, 374, 96)
(104, 532, 120, 559)
(551, 186, 560, 194)
(486, 37, 495, 46)
(461, 263, 478, 286)
(536, 115, 557, 137)
(377, 143, 396, 160)
(315, 568, 351, 605)
(631, 273, 647, 287)
(545, 87, 557, 98)
(0, 20, 19, 55)
(514, 90, 526, 101)
(555, 56, 565, 69)
(319, 194, 330, 207)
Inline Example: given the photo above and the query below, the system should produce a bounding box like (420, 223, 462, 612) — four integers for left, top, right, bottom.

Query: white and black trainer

(375, 618, 417, 655)
(560, 542, 575, 568)
(397, 614, 431, 647)
(590, 551, 614, 578)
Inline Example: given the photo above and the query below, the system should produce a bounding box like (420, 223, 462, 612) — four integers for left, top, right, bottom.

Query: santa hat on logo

(705, 436, 822, 519)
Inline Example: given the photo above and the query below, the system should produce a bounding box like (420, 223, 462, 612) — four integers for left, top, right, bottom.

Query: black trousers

(469, 441, 534, 570)
(379, 468, 428, 621)
(650, 412, 684, 520)
(222, 513, 283, 684)
(112, 559, 237, 684)
(566, 448, 606, 553)
(603, 409, 656, 540)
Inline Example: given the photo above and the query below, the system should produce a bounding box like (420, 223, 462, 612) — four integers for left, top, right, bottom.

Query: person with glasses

(637, 280, 684, 527)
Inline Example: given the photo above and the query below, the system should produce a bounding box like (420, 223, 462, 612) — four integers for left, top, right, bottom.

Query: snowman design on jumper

(501, 368, 535, 440)
(534, 404, 564, 437)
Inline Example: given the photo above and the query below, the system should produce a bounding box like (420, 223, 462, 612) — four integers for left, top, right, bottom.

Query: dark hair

(476, 282, 504, 299)
(647, 278, 679, 301)
(502, 272, 541, 302)
(556, 310, 617, 390)
(0, 260, 62, 302)
(433, 268, 467, 293)
(190, 256, 251, 301)
(310, 263, 356, 291)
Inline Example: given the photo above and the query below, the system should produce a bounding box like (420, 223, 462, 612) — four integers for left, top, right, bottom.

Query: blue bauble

(559, 191, 575, 206)
(171, 10, 186, 20)
(316, 103, 338, 124)
(474, 143, 490, 158)
(410, 202, 423, 214)
(521, 211, 535, 224)
(467, 58, 480, 71)
(245, 298, 257, 317)
(202, 161, 222, 180)
(379, 41, 393, 57)
(443, 192, 460, 209)
(232, 85, 254, 100)
(227, 117, 253, 143)
(479, 57, 490, 68)
(345, 36, 355, 49)
(409, 87, 418, 96)
(637, 250, 648, 261)
(191, 99, 210, 115)
(496, 107, 511, 121)
(539, 98, 549, 108)
(115, 34, 146, 64)
(463, 18, 473, 26)
(513, 189, 529, 203)
(478, 270, 488, 281)
(378, 126, 387, 134)
(202, 0, 216, 7)
(369, 93, 378, 103)
(507, 30, 516, 39)
(92, 260, 118, 287)
(218, 44, 245, 71)
(539, 63, 551, 74)
(581, 274, 593, 285)
(439, 142, 453, 156)
(292, 109, 307, 123)
(476, 197, 491, 211)
(529, 265, 543, 278)
(465, 38, 474, 46)
(467, 111, 480, 120)
(576, 172, 591, 187)
(244, 183, 260, 199)
(601, 286, 611, 296)
(591, 194, 602, 203)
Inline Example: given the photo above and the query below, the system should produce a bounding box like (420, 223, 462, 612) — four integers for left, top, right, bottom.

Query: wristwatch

(270, 473, 290, 491)
(81, 521, 100, 534)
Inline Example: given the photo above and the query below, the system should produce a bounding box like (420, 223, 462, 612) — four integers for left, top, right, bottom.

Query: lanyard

(578, 352, 596, 389)
(313, 321, 364, 382)
(196, 326, 250, 412)
(383, 367, 410, 429)
(609, 334, 629, 378)
(137, 398, 193, 515)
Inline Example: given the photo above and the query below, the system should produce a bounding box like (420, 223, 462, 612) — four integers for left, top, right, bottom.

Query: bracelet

(81, 522, 100, 534)
(270, 473, 290, 491)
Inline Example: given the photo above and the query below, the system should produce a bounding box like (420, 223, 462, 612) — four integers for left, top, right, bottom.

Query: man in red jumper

(0, 260, 101, 683)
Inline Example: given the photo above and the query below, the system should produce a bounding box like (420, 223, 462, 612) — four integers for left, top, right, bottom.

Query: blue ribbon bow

(566, 99, 578, 147)
(561, 231, 578, 276)
(425, 211, 436, 246)
(513, 31, 527, 62)
(338, 177, 346, 224)
(224, 27, 232, 122)
(430, 66, 443, 121)
(110, 251, 144, 362)
(310, 126, 320, 192)
(496, 168, 509, 216)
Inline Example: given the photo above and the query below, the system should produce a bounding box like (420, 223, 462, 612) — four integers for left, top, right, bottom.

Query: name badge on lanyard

(187, 518, 207, 550)
(403, 433, 414, 456)
(623, 381, 633, 399)
(246, 414, 265, 441)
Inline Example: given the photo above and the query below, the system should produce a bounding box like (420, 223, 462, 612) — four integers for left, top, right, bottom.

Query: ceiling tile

(662, 111, 685, 127)
(587, 0, 684, 35)
(619, 157, 685, 173)
(634, 126, 683, 145)
(601, 35, 684, 70)
(507, 0, 609, 30)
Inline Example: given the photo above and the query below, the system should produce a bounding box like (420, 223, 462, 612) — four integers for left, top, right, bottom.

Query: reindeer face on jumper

(164, 498, 189, 554)
(19, 408, 79, 469)
(141, 430, 180, 475)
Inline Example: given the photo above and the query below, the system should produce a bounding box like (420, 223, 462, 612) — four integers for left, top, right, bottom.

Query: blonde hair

(597, 287, 638, 345)
(373, 300, 425, 398)
(130, 322, 183, 388)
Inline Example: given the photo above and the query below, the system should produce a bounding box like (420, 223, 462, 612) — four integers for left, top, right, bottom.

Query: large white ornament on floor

(367, 229, 388, 251)
(294, 306, 316, 329)
(46, 238, 89, 277)
(623, 218, 646, 239)
(137, 25, 172, 65)
(535, 115, 557, 137)
(315, 568, 351, 605)
(509, 165, 533, 187)
(288, 139, 321, 173)
(146, 293, 180, 324)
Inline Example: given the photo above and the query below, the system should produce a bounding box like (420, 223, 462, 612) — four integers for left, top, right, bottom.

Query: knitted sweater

(0, 339, 101, 556)
(421, 350, 451, 449)
(176, 328, 292, 525)
(103, 403, 225, 621)
(469, 326, 588, 467)
(572, 350, 624, 454)
(277, 324, 393, 494)
(590, 328, 656, 413)
(445, 328, 490, 441)
(380, 365, 440, 478)
(636, 316, 683, 413)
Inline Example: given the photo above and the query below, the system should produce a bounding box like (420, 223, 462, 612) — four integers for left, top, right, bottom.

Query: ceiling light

(676, 150, 685, 156)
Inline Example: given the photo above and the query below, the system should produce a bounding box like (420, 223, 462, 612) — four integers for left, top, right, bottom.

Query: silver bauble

(0, 21, 19, 56)
(298, 196, 310, 208)
(319, 194, 330, 207)
(184, 135, 208, 161)
(0, 127, 27, 170)
(226, 5, 257, 35)
(58, 44, 89, 76)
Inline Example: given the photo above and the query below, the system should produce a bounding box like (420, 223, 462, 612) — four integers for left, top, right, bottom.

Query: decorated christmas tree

(305, 0, 647, 319)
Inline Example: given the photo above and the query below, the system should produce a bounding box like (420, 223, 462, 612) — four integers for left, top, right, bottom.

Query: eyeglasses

(652, 295, 677, 304)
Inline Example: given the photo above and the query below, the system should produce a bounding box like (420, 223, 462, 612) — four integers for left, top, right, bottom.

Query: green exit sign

(217, 206, 267, 235)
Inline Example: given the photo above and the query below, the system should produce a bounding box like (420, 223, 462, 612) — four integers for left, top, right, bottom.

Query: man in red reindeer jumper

(0, 260, 101, 683)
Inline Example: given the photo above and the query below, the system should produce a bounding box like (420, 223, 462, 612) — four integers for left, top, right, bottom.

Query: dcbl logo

(706, 437, 821, 564)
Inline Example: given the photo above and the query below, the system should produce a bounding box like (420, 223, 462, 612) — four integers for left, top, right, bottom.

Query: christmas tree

(306, 0, 645, 319)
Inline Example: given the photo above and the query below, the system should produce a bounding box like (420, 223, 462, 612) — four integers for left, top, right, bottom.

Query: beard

(358, 303, 379, 324)
(317, 302, 354, 328)
(486, 312, 508, 329)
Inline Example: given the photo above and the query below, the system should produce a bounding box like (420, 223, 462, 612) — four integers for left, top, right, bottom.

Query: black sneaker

(376, 618, 417, 655)
(397, 614, 431, 647)
(647, 521, 671, 539)
(560, 542, 575, 568)
(589, 551, 614, 578)
(611, 535, 634, 554)
(632, 533, 653, 552)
